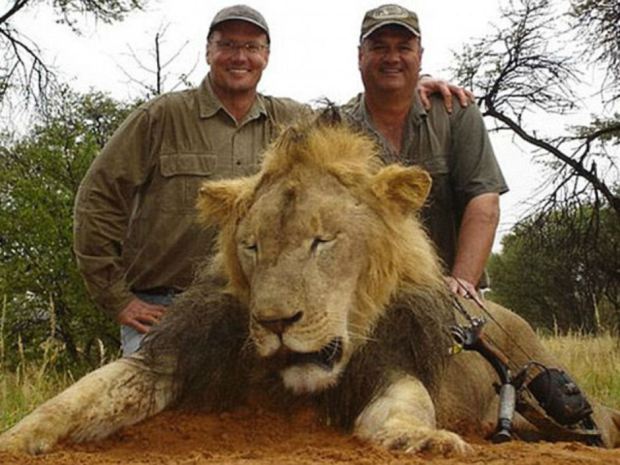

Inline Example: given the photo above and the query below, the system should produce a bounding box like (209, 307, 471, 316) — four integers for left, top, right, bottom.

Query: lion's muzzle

(256, 311, 304, 335)
(286, 337, 343, 371)
(263, 337, 344, 372)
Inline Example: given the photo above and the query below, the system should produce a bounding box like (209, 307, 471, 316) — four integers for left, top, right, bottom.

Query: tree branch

(483, 99, 620, 216)
(0, 0, 30, 26)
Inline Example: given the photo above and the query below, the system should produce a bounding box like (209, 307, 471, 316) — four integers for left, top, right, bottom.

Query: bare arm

(417, 76, 475, 114)
(447, 193, 500, 297)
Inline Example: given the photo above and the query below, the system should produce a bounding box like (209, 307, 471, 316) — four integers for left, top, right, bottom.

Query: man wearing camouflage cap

(343, 4, 508, 297)
(74, 4, 472, 356)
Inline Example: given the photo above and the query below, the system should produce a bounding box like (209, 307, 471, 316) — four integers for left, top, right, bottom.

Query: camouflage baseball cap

(209, 5, 270, 42)
(360, 4, 421, 42)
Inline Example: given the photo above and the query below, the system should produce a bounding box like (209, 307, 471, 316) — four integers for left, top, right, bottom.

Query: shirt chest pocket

(154, 153, 217, 212)
(416, 154, 452, 212)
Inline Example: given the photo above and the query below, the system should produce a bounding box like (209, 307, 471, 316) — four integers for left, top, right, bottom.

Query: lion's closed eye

(310, 235, 337, 254)
(242, 240, 258, 256)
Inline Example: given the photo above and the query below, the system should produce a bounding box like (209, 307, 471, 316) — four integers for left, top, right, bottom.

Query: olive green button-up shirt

(74, 76, 308, 319)
(342, 93, 508, 274)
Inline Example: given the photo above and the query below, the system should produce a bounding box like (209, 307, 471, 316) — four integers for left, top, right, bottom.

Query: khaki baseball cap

(360, 4, 421, 42)
(208, 5, 270, 42)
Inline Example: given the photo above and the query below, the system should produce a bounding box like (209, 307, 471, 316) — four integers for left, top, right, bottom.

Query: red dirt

(2, 407, 620, 465)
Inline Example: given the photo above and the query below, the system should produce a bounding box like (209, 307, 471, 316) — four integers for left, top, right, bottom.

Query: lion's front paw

(0, 426, 58, 455)
(374, 425, 472, 456)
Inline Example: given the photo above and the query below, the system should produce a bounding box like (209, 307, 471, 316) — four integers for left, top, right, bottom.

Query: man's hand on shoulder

(116, 298, 166, 333)
(417, 76, 475, 114)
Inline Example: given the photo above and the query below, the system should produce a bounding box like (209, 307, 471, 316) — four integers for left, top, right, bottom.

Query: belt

(135, 287, 181, 296)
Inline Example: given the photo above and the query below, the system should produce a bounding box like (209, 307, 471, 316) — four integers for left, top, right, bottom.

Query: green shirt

(74, 76, 309, 318)
(342, 93, 508, 274)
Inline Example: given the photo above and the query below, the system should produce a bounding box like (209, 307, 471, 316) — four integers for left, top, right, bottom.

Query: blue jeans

(121, 292, 176, 357)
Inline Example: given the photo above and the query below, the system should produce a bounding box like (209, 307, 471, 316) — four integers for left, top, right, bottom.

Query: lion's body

(1, 118, 619, 455)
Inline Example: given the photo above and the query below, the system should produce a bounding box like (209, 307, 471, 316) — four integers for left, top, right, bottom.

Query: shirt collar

(355, 92, 427, 163)
(359, 92, 427, 126)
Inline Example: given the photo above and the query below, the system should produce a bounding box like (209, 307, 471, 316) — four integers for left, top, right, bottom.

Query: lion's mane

(142, 113, 455, 430)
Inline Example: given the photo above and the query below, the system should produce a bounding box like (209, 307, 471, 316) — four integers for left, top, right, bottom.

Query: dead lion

(1, 117, 619, 456)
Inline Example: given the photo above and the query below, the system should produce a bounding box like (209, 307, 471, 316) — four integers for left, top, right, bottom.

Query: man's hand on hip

(116, 298, 166, 333)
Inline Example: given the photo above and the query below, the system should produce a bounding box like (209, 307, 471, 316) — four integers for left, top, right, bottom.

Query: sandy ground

(2, 407, 620, 465)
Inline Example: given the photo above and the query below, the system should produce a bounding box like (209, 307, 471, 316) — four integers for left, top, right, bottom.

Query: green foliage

(488, 203, 620, 333)
(0, 87, 138, 366)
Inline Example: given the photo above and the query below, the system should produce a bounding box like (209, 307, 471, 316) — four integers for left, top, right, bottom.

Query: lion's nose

(257, 311, 303, 335)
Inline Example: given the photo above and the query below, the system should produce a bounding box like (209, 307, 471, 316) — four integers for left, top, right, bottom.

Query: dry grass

(1, 297, 78, 430)
(0, 361, 76, 430)
(540, 331, 620, 409)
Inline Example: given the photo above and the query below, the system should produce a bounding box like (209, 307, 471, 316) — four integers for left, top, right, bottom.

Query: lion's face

(236, 171, 372, 393)
(197, 123, 440, 395)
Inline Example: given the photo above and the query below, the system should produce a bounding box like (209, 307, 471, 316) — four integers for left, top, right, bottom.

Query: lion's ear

(196, 177, 255, 227)
(370, 165, 432, 214)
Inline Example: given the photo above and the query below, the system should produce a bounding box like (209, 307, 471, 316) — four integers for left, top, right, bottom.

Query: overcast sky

(17, 0, 506, 101)
(13, 0, 605, 249)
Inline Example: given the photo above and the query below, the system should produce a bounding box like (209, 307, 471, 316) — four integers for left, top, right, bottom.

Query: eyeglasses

(211, 40, 269, 55)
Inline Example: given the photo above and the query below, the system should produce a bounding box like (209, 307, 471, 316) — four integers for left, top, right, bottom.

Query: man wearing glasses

(73, 5, 470, 356)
